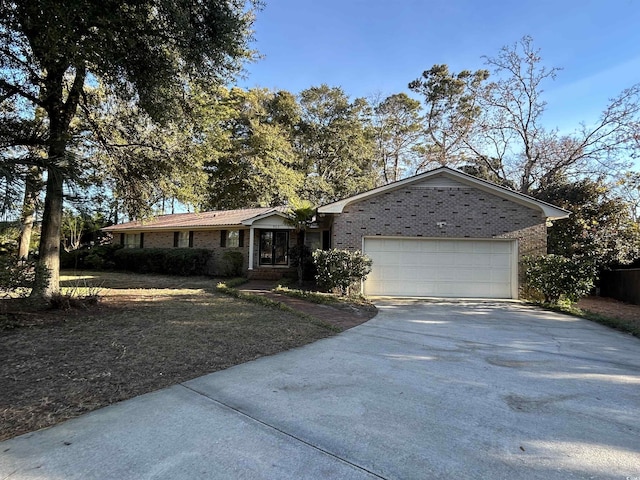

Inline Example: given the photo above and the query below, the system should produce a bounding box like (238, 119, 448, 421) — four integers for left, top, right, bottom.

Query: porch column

(248, 227, 255, 270)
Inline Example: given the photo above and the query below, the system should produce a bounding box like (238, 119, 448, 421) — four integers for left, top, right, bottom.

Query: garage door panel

(418, 253, 440, 266)
(489, 268, 511, 282)
(363, 238, 515, 299)
(490, 242, 513, 254)
(453, 253, 479, 267)
(383, 253, 401, 265)
(435, 253, 457, 267)
(460, 268, 489, 282)
(488, 255, 510, 268)
(471, 242, 494, 254)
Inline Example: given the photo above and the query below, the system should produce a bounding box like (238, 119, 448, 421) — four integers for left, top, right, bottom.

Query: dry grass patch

(0, 271, 336, 441)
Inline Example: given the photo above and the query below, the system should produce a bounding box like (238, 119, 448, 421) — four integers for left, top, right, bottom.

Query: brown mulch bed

(576, 296, 640, 323)
(0, 272, 376, 442)
(576, 296, 640, 335)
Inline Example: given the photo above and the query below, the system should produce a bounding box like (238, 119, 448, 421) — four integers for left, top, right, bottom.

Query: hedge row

(112, 248, 212, 276)
(60, 246, 212, 276)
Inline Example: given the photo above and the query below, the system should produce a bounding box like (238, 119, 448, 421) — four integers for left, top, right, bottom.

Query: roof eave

(102, 223, 244, 233)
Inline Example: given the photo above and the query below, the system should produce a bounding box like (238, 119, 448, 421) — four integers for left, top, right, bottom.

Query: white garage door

(363, 237, 517, 298)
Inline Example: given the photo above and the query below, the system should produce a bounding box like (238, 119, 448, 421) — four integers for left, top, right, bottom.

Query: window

(227, 230, 239, 248)
(174, 231, 192, 248)
(304, 230, 330, 251)
(220, 230, 244, 248)
(304, 232, 322, 251)
(124, 233, 141, 249)
(259, 230, 288, 266)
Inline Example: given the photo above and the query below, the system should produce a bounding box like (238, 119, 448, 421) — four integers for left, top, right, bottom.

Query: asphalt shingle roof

(102, 207, 285, 232)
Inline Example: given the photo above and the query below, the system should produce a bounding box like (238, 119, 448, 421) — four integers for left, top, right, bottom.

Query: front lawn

(0, 271, 338, 441)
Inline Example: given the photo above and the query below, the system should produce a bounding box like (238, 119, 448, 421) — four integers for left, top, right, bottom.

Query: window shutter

(220, 230, 227, 247)
(139, 232, 144, 249)
(238, 229, 244, 248)
(173, 232, 179, 248)
(120, 233, 124, 246)
(189, 231, 194, 248)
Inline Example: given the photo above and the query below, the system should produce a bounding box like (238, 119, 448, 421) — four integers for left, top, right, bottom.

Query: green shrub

(0, 255, 50, 297)
(60, 244, 122, 270)
(522, 254, 597, 304)
(312, 249, 372, 296)
(222, 250, 244, 277)
(112, 248, 212, 276)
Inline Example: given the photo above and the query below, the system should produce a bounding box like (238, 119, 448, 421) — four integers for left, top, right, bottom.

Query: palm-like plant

(285, 200, 316, 286)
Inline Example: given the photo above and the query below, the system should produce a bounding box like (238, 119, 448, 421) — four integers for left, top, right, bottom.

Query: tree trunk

(31, 165, 64, 298)
(30, 64, 86, 300)
(18, 166, 41, 260)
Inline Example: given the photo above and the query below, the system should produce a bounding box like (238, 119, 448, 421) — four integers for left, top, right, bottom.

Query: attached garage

(318, 166, 571, 300)
(363, 237, 517, 298)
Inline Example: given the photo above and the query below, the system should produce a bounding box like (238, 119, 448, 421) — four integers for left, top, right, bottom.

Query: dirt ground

(0, 272, 374, 442)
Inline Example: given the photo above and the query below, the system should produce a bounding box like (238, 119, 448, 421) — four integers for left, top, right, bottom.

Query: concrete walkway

(1, 301, 639, 479)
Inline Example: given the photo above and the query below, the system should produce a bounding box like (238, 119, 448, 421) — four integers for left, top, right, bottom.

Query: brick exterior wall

(194, 230, 249, 274)
(140, 231, 173, 248)
(330, 183, 547, 259)
(113, 229, 250, 275)
(110, 227, 300, 276)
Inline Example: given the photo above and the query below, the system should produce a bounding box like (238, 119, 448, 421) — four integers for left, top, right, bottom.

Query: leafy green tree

(202, 87, 304, 209)
(371, 93, 423, 183)
(409, 64, 489, 171)
(298, 85, 377, 204)
(534, 178, 640, 269)
(201, 85, 380, 210)
(0, 0, 257, 298)
(80, 84, 208, 220)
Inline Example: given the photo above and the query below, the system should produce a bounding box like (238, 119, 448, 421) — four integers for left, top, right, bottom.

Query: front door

(259, 230, 289, 266)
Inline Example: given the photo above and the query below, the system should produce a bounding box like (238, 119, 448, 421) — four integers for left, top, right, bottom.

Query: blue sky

(238, 0, 640, 133)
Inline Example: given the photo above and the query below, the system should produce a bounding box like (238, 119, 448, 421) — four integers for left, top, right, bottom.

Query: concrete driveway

(1, 301, 639, 479)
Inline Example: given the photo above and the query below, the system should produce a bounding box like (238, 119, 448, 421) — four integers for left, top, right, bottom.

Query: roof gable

(241, 209, 289, 226)
(318, 167, 570, 220)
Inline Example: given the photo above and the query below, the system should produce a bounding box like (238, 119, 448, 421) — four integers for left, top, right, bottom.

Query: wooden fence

(600, 269, 640, 305)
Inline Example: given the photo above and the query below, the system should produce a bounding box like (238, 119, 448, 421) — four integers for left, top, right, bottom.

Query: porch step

(247, 269, 292, 280)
